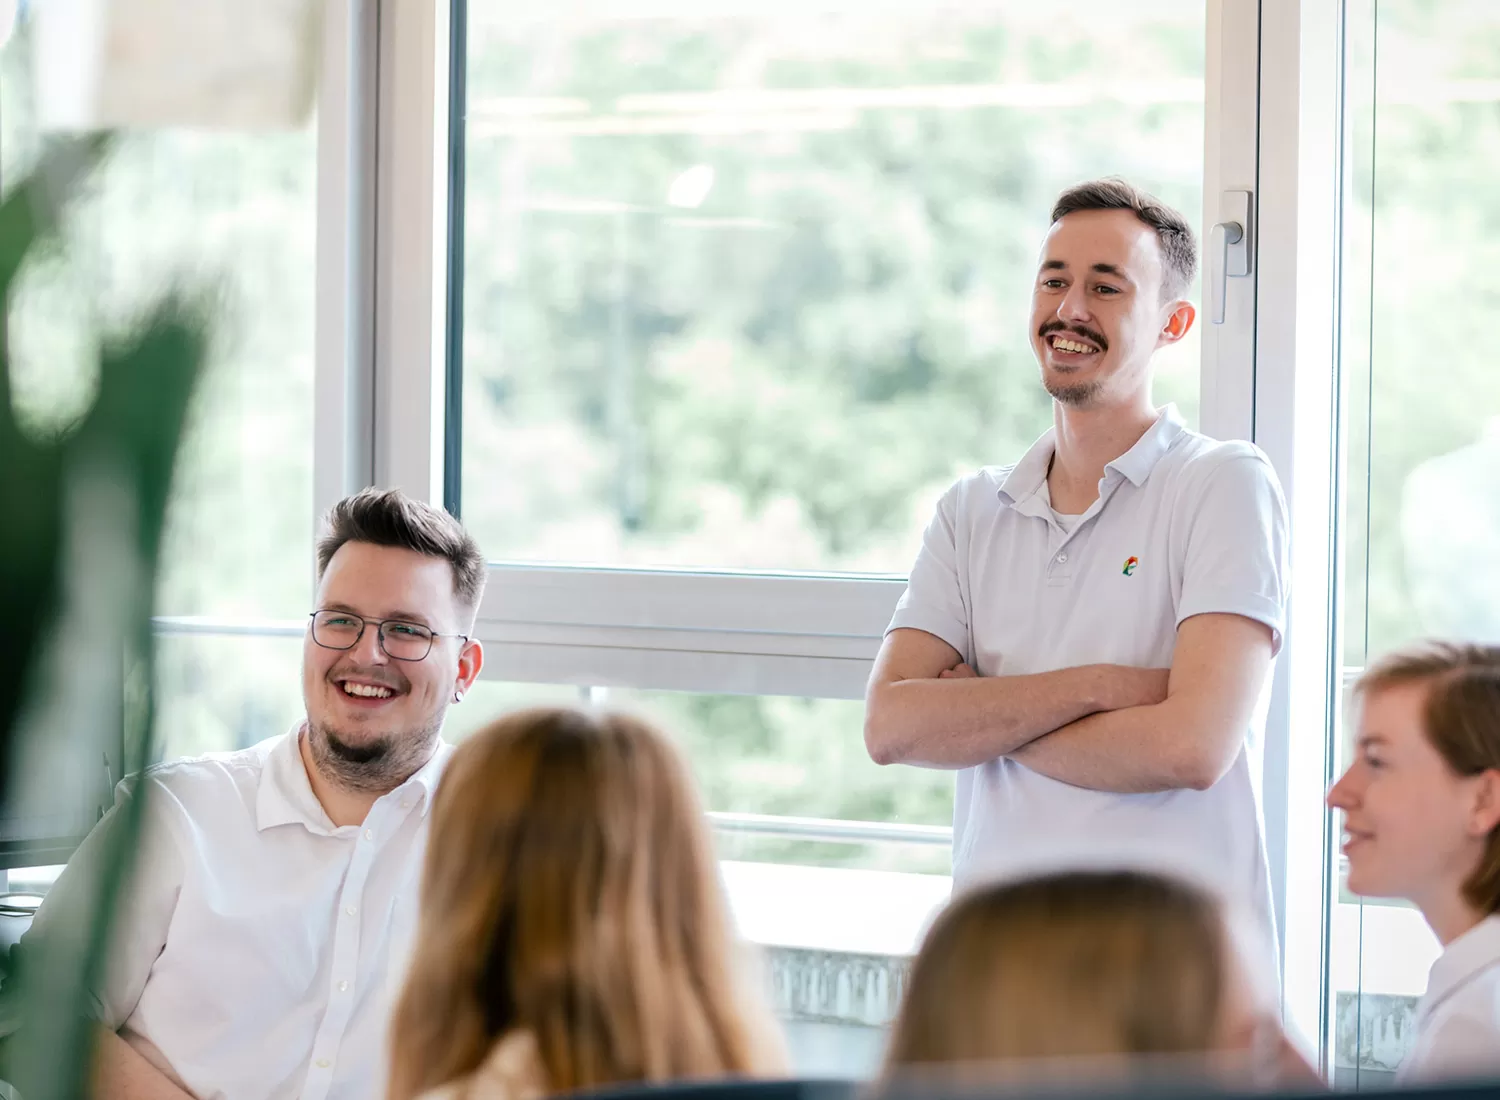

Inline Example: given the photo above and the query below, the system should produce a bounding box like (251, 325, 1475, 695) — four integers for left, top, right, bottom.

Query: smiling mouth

(336, 678, 400, 700)
(1342, 829, 1373, 850)
(1048, 334, 1101, 355)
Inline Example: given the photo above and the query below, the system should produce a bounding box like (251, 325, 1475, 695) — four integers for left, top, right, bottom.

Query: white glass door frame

(1251, 0, 1345, 1068)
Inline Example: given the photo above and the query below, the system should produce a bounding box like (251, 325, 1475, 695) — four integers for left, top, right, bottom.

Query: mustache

(1039, 320, 1108, 350)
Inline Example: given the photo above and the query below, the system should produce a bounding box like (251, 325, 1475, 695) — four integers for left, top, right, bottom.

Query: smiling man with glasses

(15, 489, 485, 1100)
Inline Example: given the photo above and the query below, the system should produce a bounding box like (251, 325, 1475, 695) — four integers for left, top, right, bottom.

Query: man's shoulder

(135, 735, 283, 805)
(1158, 430, 1281, 495)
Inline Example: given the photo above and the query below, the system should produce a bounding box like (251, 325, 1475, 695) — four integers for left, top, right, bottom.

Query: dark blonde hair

(387, 707, 785, 1100)
(1355, 641, 1500, 913)
(1051, 178, 1198, 300)
(316, 488, 486, 618)
(883, 871, 1228, 1076)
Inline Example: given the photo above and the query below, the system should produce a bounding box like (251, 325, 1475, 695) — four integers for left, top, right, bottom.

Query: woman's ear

(1467, 768, 1500, 837)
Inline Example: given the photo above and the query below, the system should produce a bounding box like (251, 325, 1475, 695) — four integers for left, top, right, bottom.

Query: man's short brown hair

(1355, 641, 1500, 914)
(1051, 178, 1198, 301)
(316, 488, 487, 620)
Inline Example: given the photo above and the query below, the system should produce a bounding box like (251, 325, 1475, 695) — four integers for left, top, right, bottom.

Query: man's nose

(1058, 282, 1091, 321)
(352, 622, 389, 663)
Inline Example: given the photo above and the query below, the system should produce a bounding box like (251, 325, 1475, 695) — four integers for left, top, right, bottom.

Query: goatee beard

(307, 717, 442, 794)
(1044, 377, 1104, 407)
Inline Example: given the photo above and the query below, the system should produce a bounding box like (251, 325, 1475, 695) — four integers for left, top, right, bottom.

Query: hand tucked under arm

(1008, 613, 1274, 793)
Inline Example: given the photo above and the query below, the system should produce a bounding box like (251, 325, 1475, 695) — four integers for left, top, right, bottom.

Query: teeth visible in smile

(1052, 337, 1096, 354)
(343, 683, 393, 699)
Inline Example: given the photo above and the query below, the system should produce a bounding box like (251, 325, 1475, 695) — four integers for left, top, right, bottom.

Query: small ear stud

(453, 690, 464, 704)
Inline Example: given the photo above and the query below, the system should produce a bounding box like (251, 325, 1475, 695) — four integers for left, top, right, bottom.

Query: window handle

(1210, 189, 1253, 325)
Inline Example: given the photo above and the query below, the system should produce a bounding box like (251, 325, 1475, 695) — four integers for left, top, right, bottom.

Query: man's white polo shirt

(21, 728, 451, 1100)
(888, 405, 1288, 953)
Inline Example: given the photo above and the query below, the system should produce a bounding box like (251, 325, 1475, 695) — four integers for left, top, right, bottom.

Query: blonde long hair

(388, 706, 785, 1100)
(883, 871, 1229, 1077)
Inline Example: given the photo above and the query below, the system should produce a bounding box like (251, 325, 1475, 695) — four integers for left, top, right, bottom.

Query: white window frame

(1252, 0, 1345, 1066)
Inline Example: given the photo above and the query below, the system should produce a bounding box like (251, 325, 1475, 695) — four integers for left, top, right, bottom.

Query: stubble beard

(306, 711, 445, 795)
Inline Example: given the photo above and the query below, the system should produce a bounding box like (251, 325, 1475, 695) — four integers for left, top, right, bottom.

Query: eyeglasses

(308, 610, 469, 663)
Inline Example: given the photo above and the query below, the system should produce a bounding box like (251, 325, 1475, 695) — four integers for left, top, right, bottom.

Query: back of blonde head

(883, 871, 1226, 1078)
(388, 707, 784, 1100)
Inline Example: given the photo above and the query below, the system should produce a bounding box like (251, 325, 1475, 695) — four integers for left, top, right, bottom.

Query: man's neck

(297, 727, 395, 828)
(1047, 395, 1159, 511)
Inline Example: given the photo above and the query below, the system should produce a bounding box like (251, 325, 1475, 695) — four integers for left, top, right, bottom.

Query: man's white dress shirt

(1400, 914, 1500, 1082)
(21, 728, 450, 1100)
(888, 406, 1289, 963)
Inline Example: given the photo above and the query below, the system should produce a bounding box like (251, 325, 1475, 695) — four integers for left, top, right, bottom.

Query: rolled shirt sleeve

(1175, 450, 1290, 654)
(886, 479, 971, 660)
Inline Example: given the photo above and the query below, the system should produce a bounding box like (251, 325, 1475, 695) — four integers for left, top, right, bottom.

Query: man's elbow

(1175, 737, 1240, 792)
(863, 690, 906, 766)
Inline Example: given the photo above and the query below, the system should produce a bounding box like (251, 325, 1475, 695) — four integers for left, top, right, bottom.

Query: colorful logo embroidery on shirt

(1122, 556, 1139, 576)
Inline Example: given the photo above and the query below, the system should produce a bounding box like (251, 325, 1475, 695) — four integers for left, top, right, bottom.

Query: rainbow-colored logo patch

(1122, 556, 1139, 576)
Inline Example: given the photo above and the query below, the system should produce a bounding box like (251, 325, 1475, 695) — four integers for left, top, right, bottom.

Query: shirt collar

(1421, 914, 1500, 1019)
(997, 404, 1187, 506)
(255, 724, 452, 834)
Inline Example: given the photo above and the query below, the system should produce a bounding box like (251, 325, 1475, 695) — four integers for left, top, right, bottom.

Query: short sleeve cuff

(1176, 591, 1285, 657)
(885, 607, 969, 659)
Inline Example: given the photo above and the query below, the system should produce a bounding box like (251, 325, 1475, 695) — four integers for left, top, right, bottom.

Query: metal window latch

(1210, 189, 1253, 325)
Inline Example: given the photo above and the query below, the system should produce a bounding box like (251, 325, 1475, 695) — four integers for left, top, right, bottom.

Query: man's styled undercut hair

(1051, 178, 1199, 301)
(316, 488, 486, 619)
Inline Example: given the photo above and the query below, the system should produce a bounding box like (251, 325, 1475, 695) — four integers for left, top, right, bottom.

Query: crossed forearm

(865, 663, 1168, 769)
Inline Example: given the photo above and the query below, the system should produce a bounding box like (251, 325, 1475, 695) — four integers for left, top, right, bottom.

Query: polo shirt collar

(997, 403, 1186, 506)
(256, 723, 450, 834)
(1420, 914, 1500, 1021)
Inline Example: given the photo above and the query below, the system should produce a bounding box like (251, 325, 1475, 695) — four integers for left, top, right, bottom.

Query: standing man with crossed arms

(865, 179, 1289, 970)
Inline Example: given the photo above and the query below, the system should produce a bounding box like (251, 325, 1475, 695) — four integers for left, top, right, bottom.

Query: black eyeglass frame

(307, 610, 471, 663)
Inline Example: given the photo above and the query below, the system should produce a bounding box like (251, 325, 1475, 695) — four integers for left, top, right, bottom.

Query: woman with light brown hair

(880, 870, 1309, 1088)
(1328, 641, 1500, 1081)
(387, 706, 786, 1100)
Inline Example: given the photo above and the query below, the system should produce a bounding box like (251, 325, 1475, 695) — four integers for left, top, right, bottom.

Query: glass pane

(1331, 0, 1500, 1085)
(1, 28, 317, 621)
(155, 633, 306, 761)
(457, 681, 953, 875)
(458, 0, 1206, 571)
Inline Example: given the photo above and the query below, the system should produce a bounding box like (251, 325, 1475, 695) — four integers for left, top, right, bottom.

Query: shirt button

(1056, 552, 1069, 564)
(400, 798, 413, 810)
(364, 829, 374, 841)
(338, 980, 349, 992)
(345, 905, 357, 917)
(315, 1059, 331, 1069)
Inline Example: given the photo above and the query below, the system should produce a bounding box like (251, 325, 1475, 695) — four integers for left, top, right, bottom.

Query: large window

(1329, 0, 1500, 1086)
(456, 0, 1206, 572)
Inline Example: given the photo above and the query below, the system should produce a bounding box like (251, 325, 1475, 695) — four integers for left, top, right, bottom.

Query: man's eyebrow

(1040, 259, 1067, 272)
(319, 602, 434, 628)
(386, 609, 434, 627)
(1091, 262, 1133, 283)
